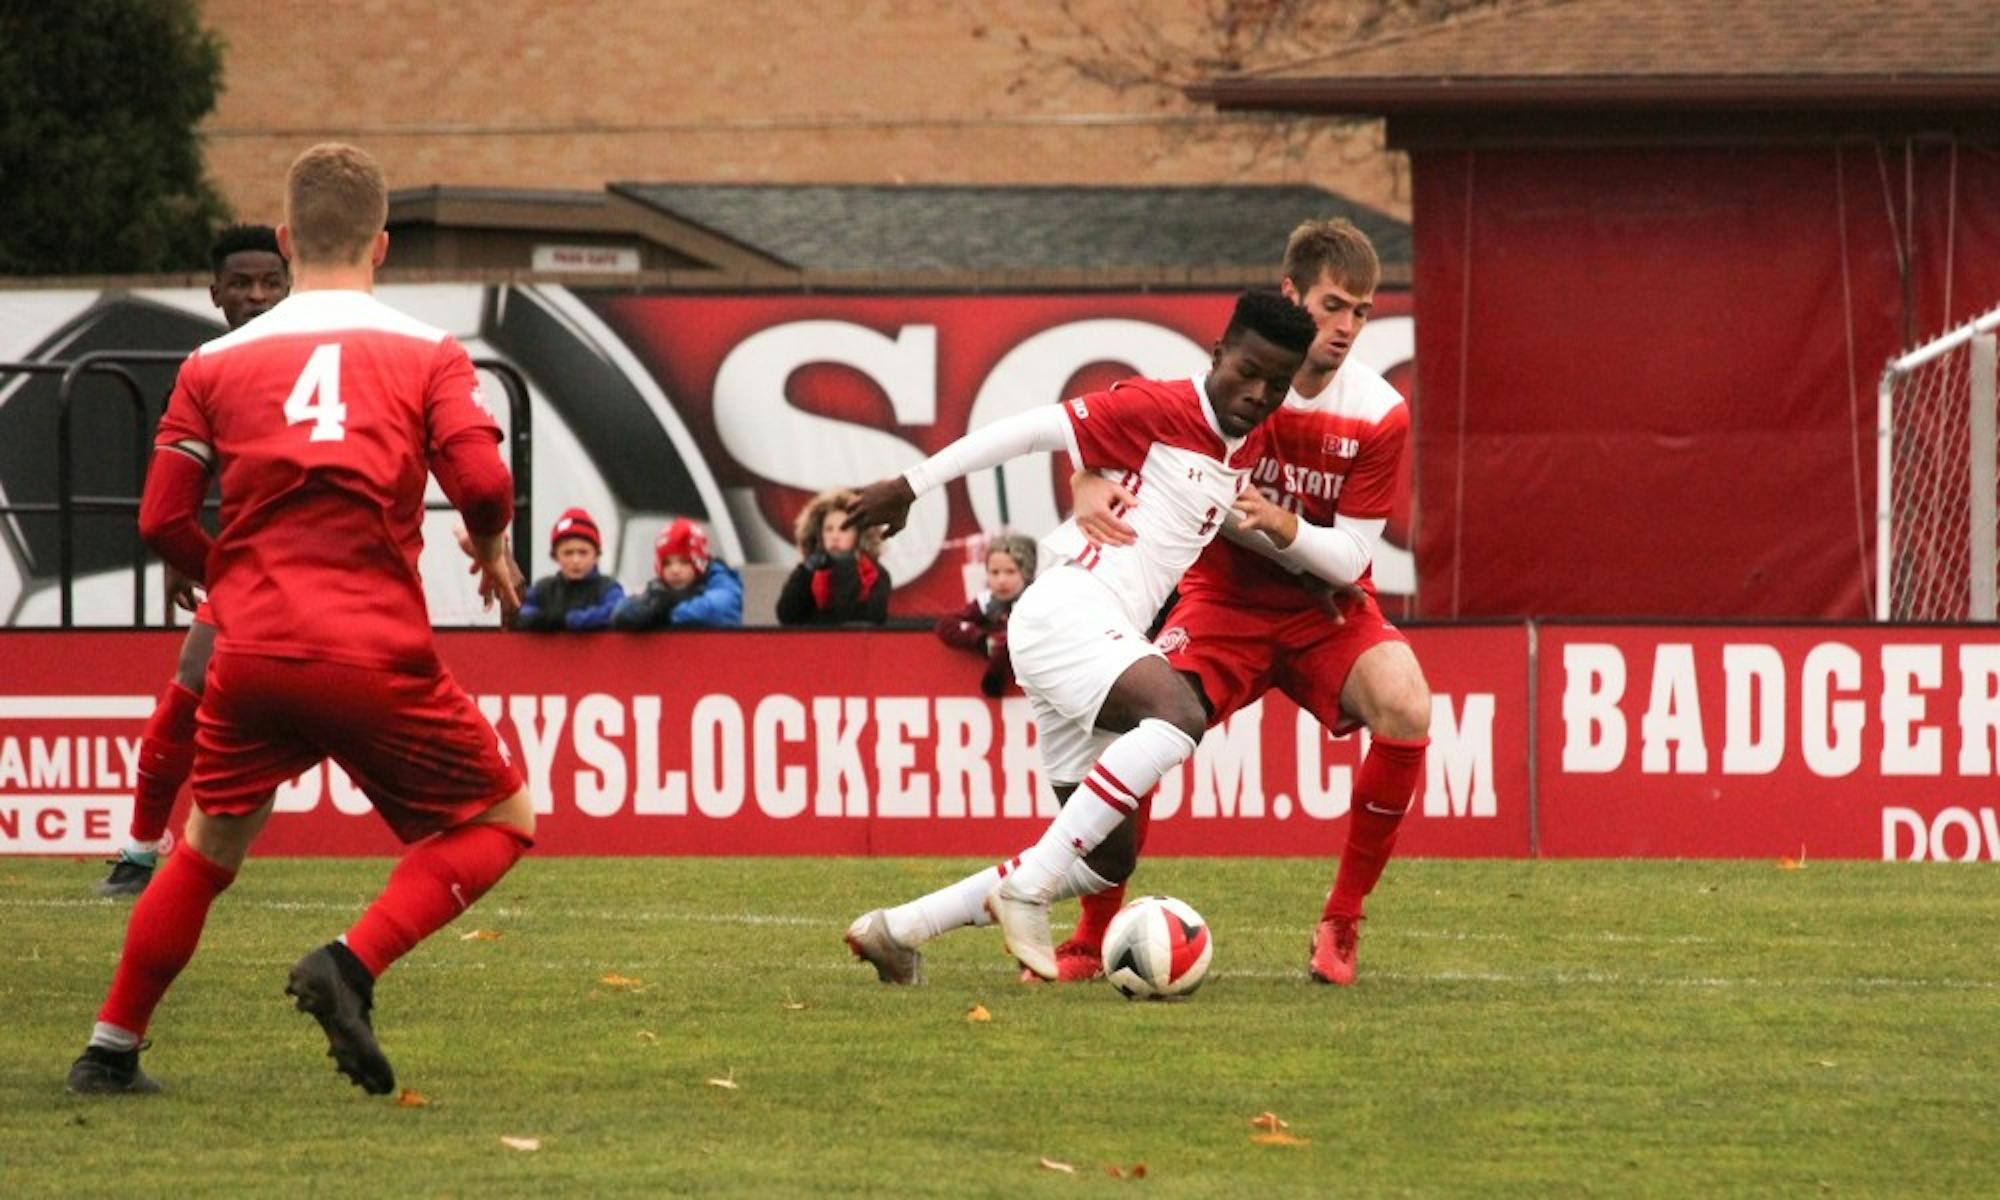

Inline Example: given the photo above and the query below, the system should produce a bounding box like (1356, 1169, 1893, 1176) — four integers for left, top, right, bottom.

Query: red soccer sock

(1072, 796, 1153, 949)
(1324, 735, 1427, 922)
(130, 681, 200, 844)
(97, 844, 236, 1037)
(343, 822, 532, 979)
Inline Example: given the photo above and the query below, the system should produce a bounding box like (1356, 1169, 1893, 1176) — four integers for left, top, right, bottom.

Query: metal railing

(0, 352, 535, 628)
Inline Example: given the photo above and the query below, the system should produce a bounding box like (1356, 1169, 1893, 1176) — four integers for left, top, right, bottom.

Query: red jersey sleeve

(423, 337, 502, 453)
(154, 353, 213, 449)
(1336, 402, 1408, 519)
(1060, 381, 1174, 475)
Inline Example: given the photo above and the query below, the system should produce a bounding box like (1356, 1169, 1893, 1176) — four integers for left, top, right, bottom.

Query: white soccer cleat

(845, 909, 925, 985)
(986, 882, 1058, 980)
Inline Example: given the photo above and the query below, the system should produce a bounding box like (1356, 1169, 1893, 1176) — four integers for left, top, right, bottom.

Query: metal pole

(1970, 333, 1998, 621)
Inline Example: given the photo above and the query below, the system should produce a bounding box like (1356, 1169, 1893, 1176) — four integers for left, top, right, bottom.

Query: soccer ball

(1101, 896, 1213, 1000)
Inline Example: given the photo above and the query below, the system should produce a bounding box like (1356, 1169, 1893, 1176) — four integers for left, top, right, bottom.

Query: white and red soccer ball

(1101, 895, 1213, 1000)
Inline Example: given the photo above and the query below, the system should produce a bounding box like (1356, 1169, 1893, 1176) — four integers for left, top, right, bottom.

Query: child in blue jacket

(613, 518, 743, 629)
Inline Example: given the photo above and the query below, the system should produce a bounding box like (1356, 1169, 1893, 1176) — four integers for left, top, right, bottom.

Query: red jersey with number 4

(1180, 359, 1407, 611)
(155, 290, 502, 672)
(1039, 375, 1272, 632)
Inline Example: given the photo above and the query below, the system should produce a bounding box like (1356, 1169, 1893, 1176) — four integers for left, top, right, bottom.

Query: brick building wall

(198, 0, 1406, 229)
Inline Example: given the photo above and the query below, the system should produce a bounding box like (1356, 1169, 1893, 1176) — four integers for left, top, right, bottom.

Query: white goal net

(1879, 303, 2000, 620)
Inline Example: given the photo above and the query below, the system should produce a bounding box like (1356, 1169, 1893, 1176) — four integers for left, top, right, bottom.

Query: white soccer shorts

(1006, 563, 1165, 785)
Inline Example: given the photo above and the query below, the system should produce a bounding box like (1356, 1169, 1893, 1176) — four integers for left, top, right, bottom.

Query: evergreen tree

(0, 0, 231, 274)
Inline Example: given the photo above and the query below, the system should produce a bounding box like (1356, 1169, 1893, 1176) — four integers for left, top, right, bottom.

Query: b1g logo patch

(1069, 397, 1089, 420)
(1154, 625, 1190, 655)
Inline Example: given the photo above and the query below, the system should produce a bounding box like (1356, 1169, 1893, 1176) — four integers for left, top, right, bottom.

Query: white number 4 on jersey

(284, 343, 348, 442)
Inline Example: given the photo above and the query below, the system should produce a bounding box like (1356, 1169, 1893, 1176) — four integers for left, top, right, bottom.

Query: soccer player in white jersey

(843, 290, 1317, 981)
(1065, 217, 1431, 987)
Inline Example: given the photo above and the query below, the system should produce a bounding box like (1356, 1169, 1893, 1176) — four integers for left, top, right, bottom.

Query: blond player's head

(281, 143, 389, 269)
(1282, 217, 1379, 299)
(1280, 217, 1378, 375)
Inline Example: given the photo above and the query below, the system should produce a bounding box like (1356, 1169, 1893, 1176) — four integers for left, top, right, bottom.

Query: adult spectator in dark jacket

(776, 488, 891, 626)
(516, 507, 624, 630)
(613, 517, 743, 629)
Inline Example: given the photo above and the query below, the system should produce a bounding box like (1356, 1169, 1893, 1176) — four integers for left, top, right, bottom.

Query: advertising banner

(0, 625, 1524, 858)
(1538, 624, 2000, 860)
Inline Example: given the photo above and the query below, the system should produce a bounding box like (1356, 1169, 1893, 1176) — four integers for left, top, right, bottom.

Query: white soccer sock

(89, 1021, 139, 1052)
(1053, 857, 1114, 902)
(125, 839, 161, 859)
(884, 863, 1002, 946)
(1005, 718, 1196, 900)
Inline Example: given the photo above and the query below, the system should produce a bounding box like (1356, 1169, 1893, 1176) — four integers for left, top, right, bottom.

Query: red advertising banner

(0, 625, 1525, 859)
(1537, 625, 2000, 860)
(587, 291, 1417, 616)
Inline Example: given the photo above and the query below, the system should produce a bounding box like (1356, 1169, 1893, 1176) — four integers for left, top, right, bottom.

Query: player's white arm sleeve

(1222, 511, 1386, 586)
(901, 406, 1070, 496)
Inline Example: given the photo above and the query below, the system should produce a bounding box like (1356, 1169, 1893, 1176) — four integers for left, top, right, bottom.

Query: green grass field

(4, 857, 1997, 1197)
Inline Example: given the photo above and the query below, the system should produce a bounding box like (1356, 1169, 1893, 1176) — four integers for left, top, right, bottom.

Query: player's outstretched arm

(1070, 471, 1138, 547)
(850, 406, 1072, 538)
(1226, 487, 1384, 587)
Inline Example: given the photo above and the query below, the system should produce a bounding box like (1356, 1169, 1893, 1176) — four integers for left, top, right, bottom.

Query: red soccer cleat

(1017, 937, 1104, 984)
(1309, 916, 1361, 986)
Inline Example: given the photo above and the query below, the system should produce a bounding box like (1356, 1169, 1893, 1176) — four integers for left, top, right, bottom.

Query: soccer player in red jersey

(67, 144, 532, 1096)
(843, 291, 1315, 982)
(1064, 218, 1430, 986)
(97, 225, 290, 898)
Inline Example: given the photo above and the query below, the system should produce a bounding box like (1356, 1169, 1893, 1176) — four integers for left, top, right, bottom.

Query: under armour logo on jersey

(469, 382, 494, 416)
(1187, 467, 1204, 482)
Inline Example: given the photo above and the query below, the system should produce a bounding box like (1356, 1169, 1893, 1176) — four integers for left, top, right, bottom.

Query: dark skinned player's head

(1205, 289, 1317, 439)
(208, 224, 288, 330)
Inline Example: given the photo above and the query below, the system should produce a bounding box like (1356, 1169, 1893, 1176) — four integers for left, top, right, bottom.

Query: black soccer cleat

(286, 943, 395, 1096)
(66, 1044, 162, 1095)
(96, 852, 156, 897)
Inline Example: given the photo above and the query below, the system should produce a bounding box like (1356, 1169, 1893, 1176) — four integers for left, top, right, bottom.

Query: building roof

(1200, 0, 2000, 114)
(609, 184, 1409, 273)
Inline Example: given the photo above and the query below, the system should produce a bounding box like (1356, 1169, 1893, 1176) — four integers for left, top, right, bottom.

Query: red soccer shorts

(193, 651, 522, 843)
(1156, 587, 1409, 735)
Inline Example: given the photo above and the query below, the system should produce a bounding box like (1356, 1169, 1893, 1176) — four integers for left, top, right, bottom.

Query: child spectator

(613, 518, 743, 629)
(516, 507, 624, 630)
(935, 533, 1036, 697)
(776, 488, 892, 626)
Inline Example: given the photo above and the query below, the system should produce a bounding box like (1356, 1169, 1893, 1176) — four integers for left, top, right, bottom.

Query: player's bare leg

(68, 796, 272, 1094)
(289, 786, 535, 1095)
(100, 620, 216, 896)
(989, 657, 1203, 979)
(1313, 640, 1430, 985)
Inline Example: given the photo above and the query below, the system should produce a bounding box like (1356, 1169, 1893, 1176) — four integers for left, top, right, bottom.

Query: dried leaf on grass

(599, 973, 647, 990)
(394, 1088, 430, 1108)
(781, 992, 810, 1011)
(1251, 1132, 1312, 1147)
(458, 929, 503, 941)
(966, 1004, 993, 1023)
(1249, 1111, 1289, 1131)
(1778, 846, 1808, 870)
(499, 1135, 542, 1152)
(1104, 1162, 1148, 1180)
(1038, 1157, 1077, 1174)
(636, 1030, 658, 1044)
(705, 1071, 740, 1091)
